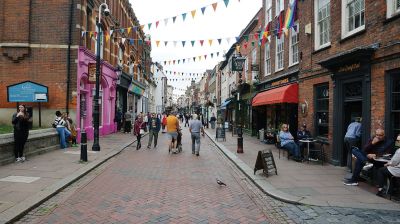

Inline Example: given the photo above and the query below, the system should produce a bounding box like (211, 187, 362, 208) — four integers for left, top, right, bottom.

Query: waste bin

(259, 129, 265, 142)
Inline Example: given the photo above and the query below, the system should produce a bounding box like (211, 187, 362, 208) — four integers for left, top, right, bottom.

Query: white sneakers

(362, 163, 373, 171)
(15, 157, 26, 163)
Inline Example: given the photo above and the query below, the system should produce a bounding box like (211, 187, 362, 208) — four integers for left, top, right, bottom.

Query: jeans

(344, 137, 359, 171)
(136, 134, 142, 149)
(57, 127, 71, 149)
(148, 130, 158, 147)
(191, 132, 201, 154)
(14, 129, 29, 158)
(351, 147, 368, 181)
(282, 142, 300, 158)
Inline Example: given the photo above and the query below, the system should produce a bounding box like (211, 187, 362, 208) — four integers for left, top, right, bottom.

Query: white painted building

(152, 63, 167, 114)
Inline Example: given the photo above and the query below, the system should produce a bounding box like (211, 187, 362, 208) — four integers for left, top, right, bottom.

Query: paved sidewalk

(205, 128, 400, 211)
(0, 132, 137, 224)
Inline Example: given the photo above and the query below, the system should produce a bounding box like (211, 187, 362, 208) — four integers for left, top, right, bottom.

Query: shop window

(315, 84, 329, 138)
(341, 0, 365, 39)
(265, 0, 272, 23)
(275, 0, 284, 16)
(314, 0, 330, 50)
(392, 76, 400, 137)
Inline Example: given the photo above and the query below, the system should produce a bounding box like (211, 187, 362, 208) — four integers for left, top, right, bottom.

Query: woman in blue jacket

(279, 124, 302, 162)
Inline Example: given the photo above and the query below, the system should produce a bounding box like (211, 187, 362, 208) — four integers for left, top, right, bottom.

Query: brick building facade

(0, 0, 151, 140)
(254, 0, 400, 165)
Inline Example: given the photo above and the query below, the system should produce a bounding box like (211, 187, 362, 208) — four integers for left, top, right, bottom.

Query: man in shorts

(166, 112, 180, 152)
(189, 114, 205, 156)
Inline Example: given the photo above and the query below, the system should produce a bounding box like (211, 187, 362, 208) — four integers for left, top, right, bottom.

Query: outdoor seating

(308, 140, 327, 165)
(275, 134, 289, 160)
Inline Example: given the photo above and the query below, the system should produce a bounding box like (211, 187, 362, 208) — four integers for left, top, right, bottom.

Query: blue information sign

(7, 81, 49, 102)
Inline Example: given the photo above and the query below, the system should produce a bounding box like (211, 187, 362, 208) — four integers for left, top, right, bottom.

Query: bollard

(80, 132, 88, 162)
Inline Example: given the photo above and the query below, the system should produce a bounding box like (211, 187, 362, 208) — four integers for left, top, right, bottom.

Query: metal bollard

(80, 132, 88, 162)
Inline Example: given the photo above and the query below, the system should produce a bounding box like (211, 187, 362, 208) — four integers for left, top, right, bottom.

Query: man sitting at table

(344, 128, 394, 186)
(376, 134, 400, 197)
(297, 124, 313, 158)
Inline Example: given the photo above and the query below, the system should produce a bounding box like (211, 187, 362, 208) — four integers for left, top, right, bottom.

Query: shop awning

(220, 99, 232, 109)
(252, 83, 298, 106)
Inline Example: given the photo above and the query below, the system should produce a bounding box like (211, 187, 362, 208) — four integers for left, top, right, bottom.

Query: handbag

(140, 129, 145, 134)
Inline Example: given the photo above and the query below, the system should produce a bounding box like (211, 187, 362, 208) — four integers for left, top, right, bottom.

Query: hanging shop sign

(88, 63, 102, 84)
(337, 63, 361, 73)
(271, 78, 289, 87)
(128, 83, 145, 95)
(251, 64, 259, 71)
(232, 56, 246, 71)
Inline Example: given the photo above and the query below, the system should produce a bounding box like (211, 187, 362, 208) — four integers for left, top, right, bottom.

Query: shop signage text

(7, 81, 48, 102)
(338, 63, 361, 73)
(271, 78, 289, 87)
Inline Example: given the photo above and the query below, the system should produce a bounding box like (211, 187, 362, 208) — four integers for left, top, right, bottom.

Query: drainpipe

(66, 0, 74, 113)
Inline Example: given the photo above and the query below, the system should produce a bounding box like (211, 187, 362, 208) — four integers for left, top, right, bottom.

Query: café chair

(275, 135, 290, 160)
(388, 175, 400, 200)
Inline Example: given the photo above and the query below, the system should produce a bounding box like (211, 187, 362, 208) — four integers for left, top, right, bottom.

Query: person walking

(161, 113, 167, 133)
(184, 113, 190, 127)
(344, 117, 362, 172)
(12, 104, 31, 162)
(189, 114, 205, 156)
(210, 113, 216, 129)
(115, 108, 123, 132)
(166, 112, 180, 152)
(133, 115, 145, 150)
(147, 113, 161, 149)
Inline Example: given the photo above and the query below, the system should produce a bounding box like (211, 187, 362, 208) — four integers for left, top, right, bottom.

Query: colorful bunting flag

(201, 7, 206, 15)
(164, 18, 169, 26)
(208, 39, 213, 46)
(212, 3, 218, 11)
(182, 13, 187, 21)
(191, 10, 196, 19)
(156, 21, 160, 28)
(156, 40, 160, 47)
(199, 40, 204, 46)
(182, 41, 186, 47)
(223, 0, 230, 7)
(148, 23, 152, 30)
(191, 40, 195, 47)
(173, 16, 177, 23)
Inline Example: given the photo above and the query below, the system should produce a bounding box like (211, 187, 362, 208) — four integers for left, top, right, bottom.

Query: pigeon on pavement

(216, 178, 227, 186)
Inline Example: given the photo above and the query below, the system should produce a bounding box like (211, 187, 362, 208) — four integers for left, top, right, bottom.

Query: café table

(299, 138, 317, 163)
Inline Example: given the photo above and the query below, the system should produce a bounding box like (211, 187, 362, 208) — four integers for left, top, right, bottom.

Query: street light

(92, 0, 110, 151)
(232, 54, 246, 153)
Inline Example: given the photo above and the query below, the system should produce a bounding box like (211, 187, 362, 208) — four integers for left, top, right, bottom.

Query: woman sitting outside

(279, 124, 302, 162)
(376, 134, 400, 197)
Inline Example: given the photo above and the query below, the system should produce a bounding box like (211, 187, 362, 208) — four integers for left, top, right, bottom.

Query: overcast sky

(129, 0, 262, 95)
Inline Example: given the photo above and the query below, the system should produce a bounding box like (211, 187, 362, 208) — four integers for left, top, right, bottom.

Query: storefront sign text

(88, 63, 102, 84)
(338, 63, 360, 73)
(271, 78, 288, 87)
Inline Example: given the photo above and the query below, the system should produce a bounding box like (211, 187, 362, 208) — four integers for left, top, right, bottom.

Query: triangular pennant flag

(164, 61, 167, 65)
(254, 32, 259, 40)
(182, 13, 187, 21)
(156, 21, 160, 28)
(244, 42, 248, 49)
(204, 55, 208, 60)
(226, 37, 231, 44)
(164, 18, 169, 26)
(130, 39, 134, 45)
(140, 25, 145, 30)
(120, 28, 125, 33)
(191, 10, 196, 19)
(193, 57, 196, 62)
(122, 38, 126, 44)
(191, 40, 195, 47)
(173, 41, 177, 47)
(208, 39, 213, 46)
(105, 34, 110, 41)
(217, 39, 222, 45)
(217, 52, 220, 57)
(138, 39, 143, 45)
(201, 7, 206, 15)
(223, 0, 230, 7)
(178, 60, 180, 64)
(93, 32, 97, 39)
(199, 40, 204, 46)
(164, 41, 168, 47)
(251, 41, 255, 47)
(110, 30, 114, 36)
(133, 27, 137, 32)
(173, 16, 177, 23)
(198, 55, 202, 61)
(182, 41, 186, 47)
(81, 31, 86, 37)
(148, 23, 152, 30)
(236, 44, 240, 52)
(212, 3, 218, 11)
(173, 60, 176, 65)
(211, 53, 214, 58)
(235, 36, 240, 42)
(183, 59, 186, 63)
(244, 35, 249, 42)
(127, 27, 132, 34)
(156, 40, 160, 47)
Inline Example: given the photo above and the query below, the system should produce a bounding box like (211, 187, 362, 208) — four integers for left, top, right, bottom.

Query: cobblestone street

(15, 128, 400, 223)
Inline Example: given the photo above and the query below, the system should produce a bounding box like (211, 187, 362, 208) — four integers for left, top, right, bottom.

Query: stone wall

(0, 128, 60, 165)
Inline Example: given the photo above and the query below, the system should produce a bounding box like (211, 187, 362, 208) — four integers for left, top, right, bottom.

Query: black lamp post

(92, 1, 110, 151)
(232, 54, 246, 153)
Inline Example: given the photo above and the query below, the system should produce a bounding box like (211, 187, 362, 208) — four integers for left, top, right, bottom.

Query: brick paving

(16, 129, 271, 224)
(11, 127, 400, 224)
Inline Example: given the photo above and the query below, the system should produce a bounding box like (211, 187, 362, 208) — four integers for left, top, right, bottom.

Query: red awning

(252, 84, 298, 106)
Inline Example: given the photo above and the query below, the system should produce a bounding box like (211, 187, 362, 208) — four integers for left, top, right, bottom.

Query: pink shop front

(76, 47, 117, 141)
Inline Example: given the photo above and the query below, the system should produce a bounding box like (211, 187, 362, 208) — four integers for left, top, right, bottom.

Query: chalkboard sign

(254, 150, 277, 177)
(216, 127, 226, 141)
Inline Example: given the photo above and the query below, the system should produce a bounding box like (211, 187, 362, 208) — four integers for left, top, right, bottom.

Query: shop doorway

(341, 80, 363, 166)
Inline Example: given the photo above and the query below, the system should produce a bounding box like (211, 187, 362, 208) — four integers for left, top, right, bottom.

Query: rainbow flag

(284, 0, 297, 31)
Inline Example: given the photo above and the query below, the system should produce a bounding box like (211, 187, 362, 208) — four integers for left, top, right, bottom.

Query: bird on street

(216, 178, 227, 186)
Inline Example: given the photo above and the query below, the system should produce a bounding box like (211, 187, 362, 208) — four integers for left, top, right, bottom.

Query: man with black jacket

(344, 128, 394, 186)
(147, 113, 161, 149)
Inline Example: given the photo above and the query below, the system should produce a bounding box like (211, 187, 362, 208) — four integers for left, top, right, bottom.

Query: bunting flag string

(155, 70, 205, 77)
